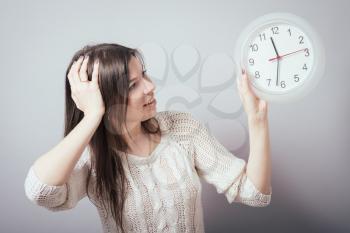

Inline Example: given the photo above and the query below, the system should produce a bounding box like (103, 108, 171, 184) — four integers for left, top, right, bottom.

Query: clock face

(243, 23, 315, 94)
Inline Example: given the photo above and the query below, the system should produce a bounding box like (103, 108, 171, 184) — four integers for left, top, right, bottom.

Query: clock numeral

(294, 74, 300, 82)
(267, 79, 271, 86)
(255, 71, 261, 79)
(302, 63, 308, 71)
(248, 58, 255, 66)
(287, 28, 292, 36)
(259, 33, 266, 41)
(305, 48, 310, 57)
(299, 36, 304, 44)
(281, 81, 286, 88)
(271, 26, 279, 34)
(250, 44, 258, 52)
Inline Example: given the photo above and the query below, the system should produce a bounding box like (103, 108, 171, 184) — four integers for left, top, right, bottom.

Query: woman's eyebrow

(130, 71, 144, 81)
(130, 77, 138, 82)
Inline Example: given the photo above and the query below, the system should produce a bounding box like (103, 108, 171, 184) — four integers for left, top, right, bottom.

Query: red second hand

(268, 48, 308, 61)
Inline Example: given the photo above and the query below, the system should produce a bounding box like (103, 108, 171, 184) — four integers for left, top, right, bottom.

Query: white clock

(235, 13, 325, 103)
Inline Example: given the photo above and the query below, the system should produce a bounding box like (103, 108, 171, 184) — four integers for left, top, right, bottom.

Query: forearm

(33, 114, 102, 186)
(246, 117, 272, 195)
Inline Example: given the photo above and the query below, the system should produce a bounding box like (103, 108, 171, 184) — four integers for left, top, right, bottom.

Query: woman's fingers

(79, 56, 89, 82)
(73, 56, 84, 84)
(67, 61, 77, 90)
(240, 69, 258, 101)
(91, 60, 99, 86)
(240, 69, 250, 95)
(236, 78, 243, 100)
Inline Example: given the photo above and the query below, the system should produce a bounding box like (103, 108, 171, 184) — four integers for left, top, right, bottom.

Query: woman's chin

(142, 110, 157, 121)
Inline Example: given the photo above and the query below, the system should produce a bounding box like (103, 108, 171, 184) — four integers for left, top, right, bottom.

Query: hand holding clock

(237, 68, 268, 122)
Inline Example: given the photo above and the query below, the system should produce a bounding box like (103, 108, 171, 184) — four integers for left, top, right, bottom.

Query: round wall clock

(235, 13, 325, 103)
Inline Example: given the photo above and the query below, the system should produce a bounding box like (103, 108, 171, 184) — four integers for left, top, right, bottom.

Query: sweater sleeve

(24, 147, 91, 211)
(189, 115, 271, 207)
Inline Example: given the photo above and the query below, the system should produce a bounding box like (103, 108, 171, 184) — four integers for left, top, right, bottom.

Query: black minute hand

(270, 37, 280, 87)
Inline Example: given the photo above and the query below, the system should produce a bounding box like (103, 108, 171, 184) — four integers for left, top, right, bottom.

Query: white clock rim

(234, 12, 325, 104)
(242, 23, 315, 95)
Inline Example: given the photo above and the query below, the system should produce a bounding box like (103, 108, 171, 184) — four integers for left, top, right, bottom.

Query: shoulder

(154, 110, 203, 136)
(155, 110, 192, 123)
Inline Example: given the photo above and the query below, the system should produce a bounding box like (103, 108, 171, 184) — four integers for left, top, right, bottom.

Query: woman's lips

(144, 99, 156, 107)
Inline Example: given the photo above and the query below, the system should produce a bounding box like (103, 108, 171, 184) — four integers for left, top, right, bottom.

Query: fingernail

(241, 69, 245, 75)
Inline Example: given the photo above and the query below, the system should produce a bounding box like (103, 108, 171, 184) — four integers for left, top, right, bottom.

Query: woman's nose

(142, 78, 155, 94)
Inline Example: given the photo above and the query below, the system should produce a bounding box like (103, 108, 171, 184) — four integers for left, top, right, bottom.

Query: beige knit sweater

(24, 111, 271, 233)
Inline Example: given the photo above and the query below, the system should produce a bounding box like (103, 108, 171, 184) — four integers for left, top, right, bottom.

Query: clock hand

(276, 58, 280, 87)
(268, 48, 307, 61)
(270, 37, 280, 57)
(270, 37, 280, 86)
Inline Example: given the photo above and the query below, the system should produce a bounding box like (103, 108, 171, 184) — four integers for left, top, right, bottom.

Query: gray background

(1, 0, 349, 232)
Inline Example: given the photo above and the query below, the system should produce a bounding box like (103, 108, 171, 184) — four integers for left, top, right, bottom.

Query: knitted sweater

(24, 111, 272, 233)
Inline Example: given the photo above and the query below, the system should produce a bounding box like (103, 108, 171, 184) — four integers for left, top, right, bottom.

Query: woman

(24, 43, 272, 233)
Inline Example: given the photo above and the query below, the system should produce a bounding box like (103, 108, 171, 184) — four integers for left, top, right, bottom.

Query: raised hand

(237, 68, 268, 122)
(67, 56, 105, 117)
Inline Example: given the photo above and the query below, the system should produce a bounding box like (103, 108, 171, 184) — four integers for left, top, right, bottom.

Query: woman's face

(125, 56, 157, 124)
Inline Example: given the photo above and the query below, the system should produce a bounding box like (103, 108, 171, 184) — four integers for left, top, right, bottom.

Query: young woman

(24, 43, 272, 233)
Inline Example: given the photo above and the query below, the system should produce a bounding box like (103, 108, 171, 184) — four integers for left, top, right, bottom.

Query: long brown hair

(63, 43, 161, 232)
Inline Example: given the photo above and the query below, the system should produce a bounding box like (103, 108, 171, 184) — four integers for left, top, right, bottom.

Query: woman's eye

(129, 83, 136, 90)
(129, 70, 147, 90)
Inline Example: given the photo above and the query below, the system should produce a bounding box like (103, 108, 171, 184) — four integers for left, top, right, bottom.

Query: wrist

(83, 112, 104, 122)
(248, 117, 269, 132)
(248, 115, 268, 125)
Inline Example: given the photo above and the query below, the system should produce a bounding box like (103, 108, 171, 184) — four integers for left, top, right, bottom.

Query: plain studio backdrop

(1, 0, 349, 232)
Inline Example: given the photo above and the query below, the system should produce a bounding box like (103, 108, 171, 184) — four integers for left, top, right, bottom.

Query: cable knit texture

(24, 111, 272, 233)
